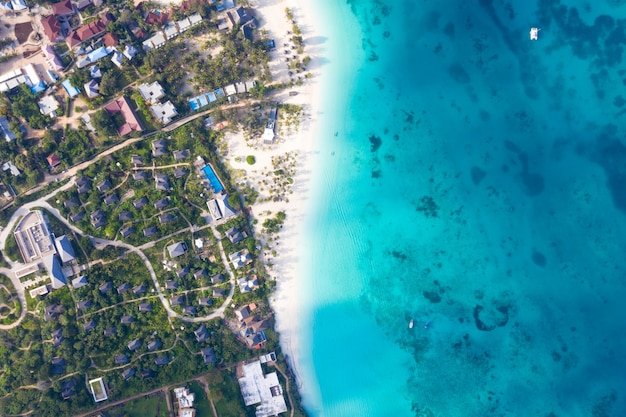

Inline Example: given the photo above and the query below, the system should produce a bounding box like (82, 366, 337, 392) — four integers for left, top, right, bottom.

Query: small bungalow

(141, 369, 154, 379)
(210, 273, 224, 284)
(165, 280, 178, 290)
(99, 281, 112, 294)
(71, 275, 87, 289)
(167, 241, 187, 258)
(194, 269, 207, 280)
(176, 266, 189, 278)
(154, 197, 169, 210)
(174, 167, 187, 179)
(52, 328, 63, 347)
(103, 193, 119, 206)
(120, 315, 134, 325)
(173, 149, 190, 161)
(104, 327, 117, 337)
(76, 176, 91, 194)
(83, 319, 96, 331)
(155, 357, 169, 366)
(170, 296, 183, 306)
(70, 211, 85, 222)
(133, 171, 147, 181)
(147, 339, 162, 351)
(194, 325, 208, 342)
(132, 284, 146, 295)
(131, 155, 143, 165)
(120, 225, 135, 238)
(159, 213, 176, 224)
(143, 226, 157, 237)
(47, 153, 61, 168)
(202, 347, 216, 364)
(117, 282, 131, 294)
(96, 178, 111, 192)
(183, 306, 196, 315)
(225, 227, 244, 244)
(152, 139, 167, 157)
(118, 211, 133, 221)
(122, 368, 135, 380)
(150, 101, 178, 124)
(133, 196, 148, 209)
(127, 338, 141, 351)
(138, 302, 152, 312)
(198, 297, 212, 307)
(52, 357, 66, 375)
(155, 173, 170, 191)
(212, 288, 225, 298)
(115, 354, 129, 365)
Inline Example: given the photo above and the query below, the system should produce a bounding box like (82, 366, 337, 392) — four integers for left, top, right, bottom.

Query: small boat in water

(530, 27, 540, 40)
(409, 319, 414, 329)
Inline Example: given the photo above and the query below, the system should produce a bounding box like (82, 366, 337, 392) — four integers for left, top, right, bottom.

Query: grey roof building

(96, 179, 111, 192)
(170, 296, 183, 306)
(115, 354, 129, 365)
(54, 235, 76, 263)
(118, 211, 133, 221)
(132, 284, 146, 295)
(194, 269, 207, 280)
(198, 297, 212, 307)
(83, 319, 96, 331)
(165, 280, 178, 290)
(103, 193, 119, 206)
(133, 171, 147, 181)
(183, 306, 196, 315)
(44, 304, 63, 321)
(76, 176, 91, 194)
(122, 368, 135, 380)
(120, 225, 135, 238)
(176, 266, 189, 278)
(155, 357, 169, 366)
(131, 155, 143, 165)
(213, 288, 225, 297)
(77, 299, 92, 310)
(202, 347, 216, 364)
(147, 339, 162, 351)
(225, 227, 244, 244)
(210, 273, 224, 284)
(194, 325, 208, 342)
(104, 327, 117, 337)
(71, 275, 87, 289)
(159, 213, 176, 224)
(155, 173, 170, 191)
(133, 196, 148, 209)
(154, 198, 169, 210)
(143, 226, 158, 237)
(43, 254, 66, 289)
(174, 167, 187, 178)
(99, 281, 113, 293)
(138, 302, 152, 312)
(117, 282, 131, 294)
(120, 315, 134, 324)
(173, 149, 190, 161)
(127, 339, 141, 351)
(167, 241, 187, 258)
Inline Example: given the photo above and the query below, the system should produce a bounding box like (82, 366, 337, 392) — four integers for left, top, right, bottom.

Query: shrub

(246, 155, 256, 165)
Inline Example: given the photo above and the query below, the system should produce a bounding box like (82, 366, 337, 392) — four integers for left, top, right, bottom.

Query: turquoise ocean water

(298, 0, 626, 416)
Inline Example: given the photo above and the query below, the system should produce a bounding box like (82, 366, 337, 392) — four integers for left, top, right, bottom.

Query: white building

(238, 360, 287, 417)
(150, 101, 178, 124)
(138, 81, 166, 104)
(38, 95, 60, 117)
(143, 31, 167, 51)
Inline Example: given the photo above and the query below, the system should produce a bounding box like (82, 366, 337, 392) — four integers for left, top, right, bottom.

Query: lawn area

(186, 381, 213, 417)
(109, 393, 169, 417)
(206, 371, 252, 417)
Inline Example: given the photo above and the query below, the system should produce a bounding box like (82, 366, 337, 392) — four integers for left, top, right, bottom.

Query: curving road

(0, 174, 239, 325)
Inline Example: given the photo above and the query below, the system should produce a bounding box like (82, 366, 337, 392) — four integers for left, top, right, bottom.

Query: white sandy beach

(220, 0, 328, 404)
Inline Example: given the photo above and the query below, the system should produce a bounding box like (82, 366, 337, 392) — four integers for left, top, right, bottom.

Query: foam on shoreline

(220, 0, 363, 413)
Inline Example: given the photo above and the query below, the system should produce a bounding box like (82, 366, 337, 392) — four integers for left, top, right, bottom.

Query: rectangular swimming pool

(202, 164, 224, 193)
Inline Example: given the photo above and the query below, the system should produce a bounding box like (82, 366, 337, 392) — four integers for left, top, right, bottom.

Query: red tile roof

(145, 10, 168, 25)
(52, 0, 73, 16)
(102, 32, 118, 47)
(67, 19, 106, 48)
(41, 15, 62, 43)
(47, 153, 61, 167)
(104, 97, 144, 136)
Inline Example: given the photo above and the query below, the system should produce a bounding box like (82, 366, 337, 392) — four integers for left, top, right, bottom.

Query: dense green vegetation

(7, 84, 51, 130)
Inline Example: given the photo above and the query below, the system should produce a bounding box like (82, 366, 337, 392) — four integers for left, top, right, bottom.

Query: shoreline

(220, 0, 330, 410)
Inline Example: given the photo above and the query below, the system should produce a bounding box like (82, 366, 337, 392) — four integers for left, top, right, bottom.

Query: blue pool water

(296, 0, 626, 416)
(202, 164, 224, 193)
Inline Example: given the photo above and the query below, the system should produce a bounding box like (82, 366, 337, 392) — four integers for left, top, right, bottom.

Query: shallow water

(301, 0, 626, 415)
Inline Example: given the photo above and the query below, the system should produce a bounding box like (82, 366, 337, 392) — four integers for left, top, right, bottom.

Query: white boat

(409, 319, 414, 329)
(530, 27, 540, 41)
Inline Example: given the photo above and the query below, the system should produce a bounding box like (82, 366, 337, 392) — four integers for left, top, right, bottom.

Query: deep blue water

(300, 0, 626, 416)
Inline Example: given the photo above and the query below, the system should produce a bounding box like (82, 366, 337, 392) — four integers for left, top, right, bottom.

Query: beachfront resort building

(173, 387, 196, 417)
(238, 360, 287, 417)
(13, 210, 76, 290)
